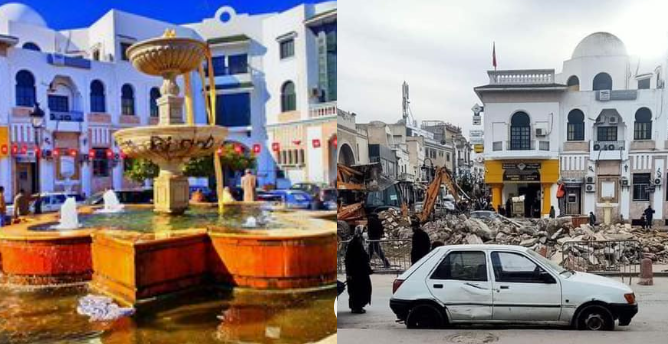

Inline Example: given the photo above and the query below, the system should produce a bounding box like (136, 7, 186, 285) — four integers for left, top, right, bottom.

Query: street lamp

(30, 102, 45, 214)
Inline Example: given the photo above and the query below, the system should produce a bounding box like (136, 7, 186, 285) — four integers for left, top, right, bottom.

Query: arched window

(593, 72, 612, 91)
(567, 109, 585, 141)
(149, 87, 160, 117)
(634, 107, 652, 140)
(15, 70, 36, 106)
(121, 84, 135, 116)
(90, 80, 106, 113)
(280, 81, 296, 112)
(509, 112, 531, 150)
(22, 42, 41, 51)
(567, 75, 579, 91)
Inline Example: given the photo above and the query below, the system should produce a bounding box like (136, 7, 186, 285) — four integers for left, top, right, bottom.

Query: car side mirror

(539, 271, 556, 284)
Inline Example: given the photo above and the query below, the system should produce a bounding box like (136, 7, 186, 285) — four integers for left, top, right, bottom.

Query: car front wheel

(576, 305, 615, 331)
(405, 303, 445, 329)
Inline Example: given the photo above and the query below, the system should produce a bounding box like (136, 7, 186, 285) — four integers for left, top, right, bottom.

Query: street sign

(473, 115, 481, 125)
(471, 103, 483, 114)
(469, 130, 483, 137)
(473, 144, 483, 153)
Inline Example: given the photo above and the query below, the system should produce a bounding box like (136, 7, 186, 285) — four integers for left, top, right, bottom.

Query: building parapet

(310, 101, 337, 119)
(488, 69, 555, 85)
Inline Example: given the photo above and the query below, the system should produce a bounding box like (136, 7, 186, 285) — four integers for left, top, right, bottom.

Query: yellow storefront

(485, 159, 560, 217)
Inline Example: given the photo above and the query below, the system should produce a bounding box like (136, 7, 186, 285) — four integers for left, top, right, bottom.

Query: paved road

(337, 274, 668, 344)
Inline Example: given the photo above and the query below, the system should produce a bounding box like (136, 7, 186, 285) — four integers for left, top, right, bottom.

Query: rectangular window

(633, 173, 651, 201)
(16, 86, 35, 107)
(597, 126, 617, 142)
(446, 152, 450, 162)
(211, 55, 226, 76)
(228, 54, 248, 74)
(430, 251, 487, 281)
(120, 43, 132, 61)
(638, 78, 650, 90)
(634, 122, 652, 140)
(48, 95, 69, 112)
(510, 126, 531, 150)
(91, 94, 105, 113)
(280, 39, 295, 59)
(93, 148, 109, 177)
(215, 93, 251, 127)
(567, 123, 584, 141)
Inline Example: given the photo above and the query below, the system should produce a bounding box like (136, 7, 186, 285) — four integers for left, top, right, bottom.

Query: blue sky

(2, 0, 329, 29)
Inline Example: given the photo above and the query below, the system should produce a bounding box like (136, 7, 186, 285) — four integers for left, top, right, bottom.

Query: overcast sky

(339, 0, 668, 137)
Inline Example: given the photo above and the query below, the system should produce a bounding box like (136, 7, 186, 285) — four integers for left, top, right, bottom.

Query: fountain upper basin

(114, 124, 227, 164)
(127, 37, 207, 76)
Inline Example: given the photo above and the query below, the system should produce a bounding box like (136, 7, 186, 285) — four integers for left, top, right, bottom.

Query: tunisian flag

(492, 41, 497, 69)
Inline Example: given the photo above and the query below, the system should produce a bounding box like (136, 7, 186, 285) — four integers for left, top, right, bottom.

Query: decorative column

(542, 183, 552, 217)
(491, 184, 503, 211)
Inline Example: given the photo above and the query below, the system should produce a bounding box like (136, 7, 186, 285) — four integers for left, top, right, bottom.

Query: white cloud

(339, 0, 668, 136)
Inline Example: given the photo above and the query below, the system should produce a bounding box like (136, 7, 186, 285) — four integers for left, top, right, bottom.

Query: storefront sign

(503, 169, 540, 182)
(502, 162, 541, 170)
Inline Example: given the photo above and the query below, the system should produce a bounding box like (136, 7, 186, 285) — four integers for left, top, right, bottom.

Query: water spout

(53, 197, 80, 230)
(96, 190, 125, 213)
(242, 216, 258, 228)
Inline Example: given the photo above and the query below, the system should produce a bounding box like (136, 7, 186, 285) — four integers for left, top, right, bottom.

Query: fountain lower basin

(0, 205, 336, 306)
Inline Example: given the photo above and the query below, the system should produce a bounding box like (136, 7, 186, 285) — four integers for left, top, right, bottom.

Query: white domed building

(475, 31, 667, 224)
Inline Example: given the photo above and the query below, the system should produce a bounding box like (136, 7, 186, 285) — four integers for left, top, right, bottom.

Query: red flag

(492, 42, 497, 69)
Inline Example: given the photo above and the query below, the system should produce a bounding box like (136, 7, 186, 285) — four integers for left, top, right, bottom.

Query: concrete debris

(376, 209, 668, 267)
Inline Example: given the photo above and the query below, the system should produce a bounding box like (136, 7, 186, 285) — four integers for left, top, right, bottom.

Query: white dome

(571, 32, 626, 59)
(0, 3, 47, 28)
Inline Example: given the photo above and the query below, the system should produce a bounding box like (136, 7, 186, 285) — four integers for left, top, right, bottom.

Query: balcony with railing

(487, 69, 556, 85)
(310, 101, 337, 119)
(590, 140, 627, 161)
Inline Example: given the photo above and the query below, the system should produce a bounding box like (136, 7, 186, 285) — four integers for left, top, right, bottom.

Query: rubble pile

(376, 209, 668, 268)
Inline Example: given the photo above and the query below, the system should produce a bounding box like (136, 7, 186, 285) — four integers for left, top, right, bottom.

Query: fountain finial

(163, 29, 177, 38)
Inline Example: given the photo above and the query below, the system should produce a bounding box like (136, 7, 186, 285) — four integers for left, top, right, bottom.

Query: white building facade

(0, 2, 336, 202)
(475, 32, 668, 224)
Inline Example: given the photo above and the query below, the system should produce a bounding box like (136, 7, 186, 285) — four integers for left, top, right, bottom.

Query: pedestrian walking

(505, 196, 513, 218)
(13, 189, 30, 221)
(589, 211, 596, 227)
(644, 205, 655, 230)
(0, 186, 6, 227)
(345, 226, 372, 314)
(240, 169, 257, 202)
(366, 214, 390, 268)
(410, 216, 430, 265)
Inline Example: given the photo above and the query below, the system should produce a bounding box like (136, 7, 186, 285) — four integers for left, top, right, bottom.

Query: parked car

(290, 183, 324, 210)
(266, 190, 312, 209)
(470, 210, 502, 220)
(86, 189, 153, 206)
(390, 244, 637, 331)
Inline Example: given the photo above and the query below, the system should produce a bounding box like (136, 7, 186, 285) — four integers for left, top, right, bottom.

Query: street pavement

(337, 274, 668, 344)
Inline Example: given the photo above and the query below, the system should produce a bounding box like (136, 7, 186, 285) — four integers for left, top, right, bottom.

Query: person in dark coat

(410, 216, 431, 265)
(505, 197, 513, 218)
(366, 214, 390, 268)
(589, 212, 596, 227)
(345, 227, 372, 314)
(549, 206, 556, 219)
(644, 205, 655, 230)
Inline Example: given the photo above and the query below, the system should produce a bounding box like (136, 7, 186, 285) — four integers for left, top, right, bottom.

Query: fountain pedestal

(154, 171, 189, 215)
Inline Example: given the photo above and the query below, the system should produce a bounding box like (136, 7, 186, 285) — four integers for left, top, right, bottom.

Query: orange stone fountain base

(0, 213, 95, 286)
(0, 207, 336, 306)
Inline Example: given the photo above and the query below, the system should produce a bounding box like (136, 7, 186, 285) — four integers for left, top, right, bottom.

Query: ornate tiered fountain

(115, 32, 227, 215)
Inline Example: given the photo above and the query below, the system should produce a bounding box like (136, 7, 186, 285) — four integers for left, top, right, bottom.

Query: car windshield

(527, 249, 569, 276)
